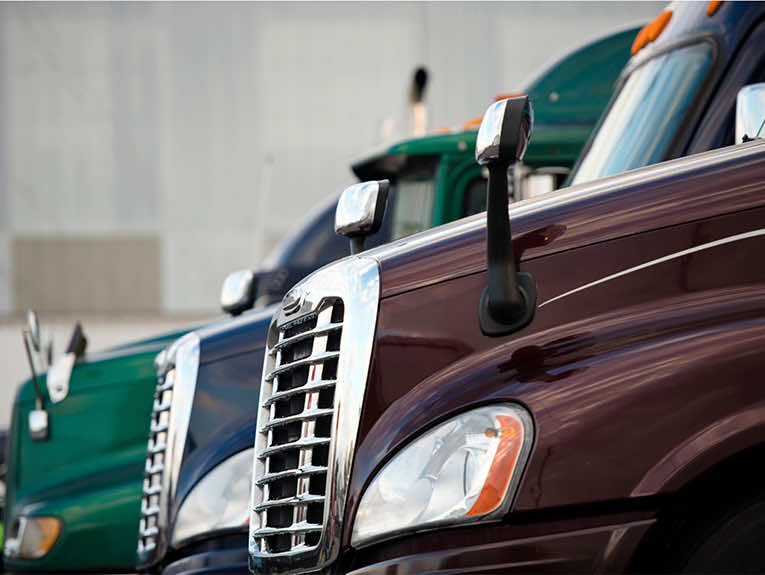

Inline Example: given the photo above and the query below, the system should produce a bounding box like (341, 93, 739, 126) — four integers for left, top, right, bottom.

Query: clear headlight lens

(3, 515, 62, 559)
(171, 448, 252, 547)
(352, 404, 533, 547)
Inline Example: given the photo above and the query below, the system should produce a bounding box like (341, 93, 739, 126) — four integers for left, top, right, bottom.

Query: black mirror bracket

(349, 237, 365, 255)
(479, 157, 537, 337)
(479, 272, 537, 336)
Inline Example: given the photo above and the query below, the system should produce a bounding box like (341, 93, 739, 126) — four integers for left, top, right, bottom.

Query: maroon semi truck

(248, 97, 765, 573)
(247, 2, 765, 573)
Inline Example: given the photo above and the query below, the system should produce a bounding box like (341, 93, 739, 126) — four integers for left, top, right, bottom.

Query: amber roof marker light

(631, 10, 673, 56)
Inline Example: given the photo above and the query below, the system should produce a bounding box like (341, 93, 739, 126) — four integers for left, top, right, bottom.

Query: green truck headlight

(4, 515, 62, 559)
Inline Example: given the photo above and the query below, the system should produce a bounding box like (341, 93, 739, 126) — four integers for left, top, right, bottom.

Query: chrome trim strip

(250, 523, 323, 537)
(253, 494, 325, 511)
(136, 332, 200, 569)
(265, 351, 340, 381)
(262, 379, 336, 406)
(541, 227, 765, 308)
(150, 421, 169, 434)
(147, 441, 167, 455)
(249, 256, 381, 573)
(145, 462, 164, 475)
(143, 484, 162, 496)
(153, 398, 172, 412)
(255, 465, 327, 485)
(258, 437, 330, 458)
(270, 322, 343, 353)
(259, 408, 334, 432)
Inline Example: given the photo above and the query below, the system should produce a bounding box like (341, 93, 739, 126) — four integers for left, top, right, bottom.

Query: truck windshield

(390, 159, 439, 240)
(570, 42, 713, 185)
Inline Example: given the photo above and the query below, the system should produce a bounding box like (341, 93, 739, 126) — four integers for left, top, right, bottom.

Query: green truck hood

(352, 27, 639, 180)
(4, 321, 205, 571)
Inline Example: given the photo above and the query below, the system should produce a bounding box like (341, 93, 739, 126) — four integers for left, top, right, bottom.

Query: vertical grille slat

(252, 301, 343, 557)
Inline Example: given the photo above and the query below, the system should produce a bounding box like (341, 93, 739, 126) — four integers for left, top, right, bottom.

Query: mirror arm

(23, 330, 44, 411)
(485, 164, 524, 318)
(479, 164, 538, 337)
(349, 237, 365, 255)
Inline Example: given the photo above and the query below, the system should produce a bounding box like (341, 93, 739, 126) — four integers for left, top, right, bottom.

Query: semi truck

(247, 2, 765, 572)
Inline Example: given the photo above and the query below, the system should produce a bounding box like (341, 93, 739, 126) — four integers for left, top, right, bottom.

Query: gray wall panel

(14, 236, 159, 313)
(0, 2, 664, 314)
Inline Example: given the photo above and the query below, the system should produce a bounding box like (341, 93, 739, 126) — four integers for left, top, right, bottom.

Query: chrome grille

(251, 300, 343, 556)
(137, 367, 174, 556)
(136, 333, 200, 569)
(249, 256, 381, 574)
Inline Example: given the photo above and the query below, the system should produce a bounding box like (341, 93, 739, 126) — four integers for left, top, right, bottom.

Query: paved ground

(0, 314, 213, 428)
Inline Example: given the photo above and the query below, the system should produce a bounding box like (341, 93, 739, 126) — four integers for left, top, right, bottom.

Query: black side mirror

(335, 180, 390, 254)
(475, 96, 537, 336)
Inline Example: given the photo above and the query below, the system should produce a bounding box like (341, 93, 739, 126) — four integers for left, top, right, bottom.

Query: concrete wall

(0, 2, 663, 316)
(0, 2, 665, 425)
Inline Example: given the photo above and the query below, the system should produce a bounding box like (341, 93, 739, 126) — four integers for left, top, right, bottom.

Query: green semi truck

(2, 27, 637, 573)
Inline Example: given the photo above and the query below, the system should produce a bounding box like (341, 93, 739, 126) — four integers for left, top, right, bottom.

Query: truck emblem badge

(283, 288, 303, 316)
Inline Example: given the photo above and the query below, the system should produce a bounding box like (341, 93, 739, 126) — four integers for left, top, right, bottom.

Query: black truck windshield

(571, 42, 713, 185)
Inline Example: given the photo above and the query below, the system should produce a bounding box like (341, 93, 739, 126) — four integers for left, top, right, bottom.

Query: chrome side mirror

(476, 96, 537, 337)
(736, 83, 765, 143)
(335, 180, 390, 254)
(28, 409, 49, 441)
(22, 309, 48, 440)
(476, 97, 533, 166)
(220, 270, 257, 316)
(26, 309, 40, 352)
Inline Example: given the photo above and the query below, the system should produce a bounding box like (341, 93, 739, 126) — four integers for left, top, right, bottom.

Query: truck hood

(365, 141, 765, 299)
(171, 304, 277, 533)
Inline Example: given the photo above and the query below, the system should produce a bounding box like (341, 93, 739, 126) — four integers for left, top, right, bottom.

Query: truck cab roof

(571, 1, 765, 184)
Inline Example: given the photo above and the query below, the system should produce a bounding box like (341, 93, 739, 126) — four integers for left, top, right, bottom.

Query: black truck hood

(172, 305, 275, 524)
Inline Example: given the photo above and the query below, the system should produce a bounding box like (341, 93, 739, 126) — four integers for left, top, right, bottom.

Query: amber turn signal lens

(352, 404, 533, 547)
(5, 516, 62, 559)
(467, 415, 525, 516)
(33, 517, 61, 556)
(707, 1, 722, 17)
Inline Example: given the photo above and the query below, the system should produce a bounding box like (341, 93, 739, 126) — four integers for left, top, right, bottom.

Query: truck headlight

(171, 448, 252, 547)
(3, 515, 62, 559)
(352, 404, 533, 547)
